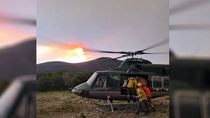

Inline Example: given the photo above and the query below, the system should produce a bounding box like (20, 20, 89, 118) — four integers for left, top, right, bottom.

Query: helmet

(137, 82, 142, 87)
(129, 77, 134, 80)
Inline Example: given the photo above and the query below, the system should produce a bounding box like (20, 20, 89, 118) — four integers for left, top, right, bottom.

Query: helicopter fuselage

(72, 71, 169, 100)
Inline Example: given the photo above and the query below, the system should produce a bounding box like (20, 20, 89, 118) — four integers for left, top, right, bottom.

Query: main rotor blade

(0, 16, 36, 26)
(114, 55, 128, 59)
(135, 38, 169, 54)
(87, 48, 128, 54)
(170, 0, 210, 16)
(170, 24, 210, 30)
(141, 52, 169, 54)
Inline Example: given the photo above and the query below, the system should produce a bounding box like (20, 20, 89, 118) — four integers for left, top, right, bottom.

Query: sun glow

(37, 45, 51, 55)
(59, 47, 88, 63)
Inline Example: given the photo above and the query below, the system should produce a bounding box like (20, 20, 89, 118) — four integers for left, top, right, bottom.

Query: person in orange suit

(142, 83, 156, 112)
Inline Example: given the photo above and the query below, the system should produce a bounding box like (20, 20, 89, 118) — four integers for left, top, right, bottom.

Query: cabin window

(107, 73, 121, 88)
(163, 77, 169, 88)
(151, 76, 162, 88)
(120, 75, 129, 87)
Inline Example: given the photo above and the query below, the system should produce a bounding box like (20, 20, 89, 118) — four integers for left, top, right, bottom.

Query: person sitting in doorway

(127, 77, 137, 102)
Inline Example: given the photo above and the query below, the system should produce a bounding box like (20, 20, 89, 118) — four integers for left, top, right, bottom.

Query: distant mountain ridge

(37, 57, 122, 73)
(0, 39, 36, 79)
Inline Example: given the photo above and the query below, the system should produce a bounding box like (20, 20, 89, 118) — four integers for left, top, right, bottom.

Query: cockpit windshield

(86, 72, 98, 86)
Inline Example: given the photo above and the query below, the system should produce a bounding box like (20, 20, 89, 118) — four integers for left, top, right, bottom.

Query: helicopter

(72, 39, 170, 101)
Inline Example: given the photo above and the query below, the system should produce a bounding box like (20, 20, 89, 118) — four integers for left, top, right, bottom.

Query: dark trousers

(127, 88, 136, 102)
(136, 100, 149, 115)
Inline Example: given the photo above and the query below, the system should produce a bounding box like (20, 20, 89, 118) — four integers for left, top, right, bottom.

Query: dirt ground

(37, 91, 169, 118)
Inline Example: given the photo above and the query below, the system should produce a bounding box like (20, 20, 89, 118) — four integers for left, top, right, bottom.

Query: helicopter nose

(71, 87, 82, 95)
(71, 82, 90, 96)
(71, 87, 76, 93)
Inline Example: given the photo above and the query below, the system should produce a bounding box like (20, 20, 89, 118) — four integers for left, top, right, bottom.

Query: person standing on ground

(142, 84, 156, 112)
(135, 82, 149, 115)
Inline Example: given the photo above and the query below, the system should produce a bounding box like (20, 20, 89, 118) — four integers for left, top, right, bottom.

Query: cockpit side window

(94, 74, 108, 88)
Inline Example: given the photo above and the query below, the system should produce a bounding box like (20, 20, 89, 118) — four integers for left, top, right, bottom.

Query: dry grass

(37, 91, 169, 118)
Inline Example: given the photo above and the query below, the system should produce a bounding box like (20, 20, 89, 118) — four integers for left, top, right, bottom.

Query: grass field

(37, 91, 169, 118)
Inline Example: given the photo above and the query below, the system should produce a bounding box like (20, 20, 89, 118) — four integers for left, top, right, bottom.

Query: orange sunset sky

(37, 43, 94, 63)
(0, 23, 35, 48)
(0, 0, 36, 47)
